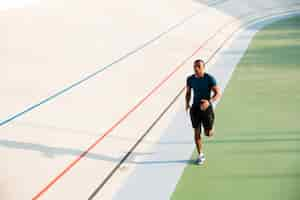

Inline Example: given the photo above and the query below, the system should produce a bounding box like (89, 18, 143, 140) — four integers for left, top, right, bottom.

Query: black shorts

(189, 105, 215, 130)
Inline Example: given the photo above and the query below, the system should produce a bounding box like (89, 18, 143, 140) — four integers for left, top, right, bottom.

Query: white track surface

(1, 0, 300, 199)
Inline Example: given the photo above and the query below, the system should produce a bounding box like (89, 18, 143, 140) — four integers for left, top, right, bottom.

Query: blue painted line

(0, 1, 228, 127)
(208, 0, 228, 6)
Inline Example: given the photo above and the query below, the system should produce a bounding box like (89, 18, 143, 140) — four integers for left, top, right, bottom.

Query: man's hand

(200, 99, 210, 111)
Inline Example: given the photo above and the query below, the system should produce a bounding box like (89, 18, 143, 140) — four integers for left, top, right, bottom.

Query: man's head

(193, 59, 205, 76)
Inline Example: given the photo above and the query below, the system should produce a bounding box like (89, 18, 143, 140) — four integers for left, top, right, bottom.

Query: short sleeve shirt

(186, 73, 217, 107)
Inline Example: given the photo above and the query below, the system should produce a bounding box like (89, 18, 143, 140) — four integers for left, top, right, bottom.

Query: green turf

(171, 16, 300, 200)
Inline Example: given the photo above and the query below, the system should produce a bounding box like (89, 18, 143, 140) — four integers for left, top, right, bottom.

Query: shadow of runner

(0, 139, 196, 165)
(0, 139, 117, 161)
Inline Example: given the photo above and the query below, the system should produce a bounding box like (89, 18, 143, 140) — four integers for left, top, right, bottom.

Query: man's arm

(185, 86, 191, 112)
(210, 85, 222, 104)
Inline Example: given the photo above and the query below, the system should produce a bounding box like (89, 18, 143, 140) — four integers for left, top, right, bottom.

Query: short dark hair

(194, 59, 205, 66)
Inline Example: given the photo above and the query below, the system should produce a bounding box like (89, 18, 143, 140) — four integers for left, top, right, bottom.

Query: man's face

(194, 62, 205, 74)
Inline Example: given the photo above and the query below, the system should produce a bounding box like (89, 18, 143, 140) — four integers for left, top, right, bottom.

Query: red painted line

(32, 17, 239, 200)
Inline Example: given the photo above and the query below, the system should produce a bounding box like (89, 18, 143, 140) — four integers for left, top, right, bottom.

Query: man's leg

(190, 107, 205, 164)
(190, 107, 202, 154)
(194, 127, 206, 165)
(204, 128, 214, 137)
(203, 106, 215, 137)
(194, 127, 202, 154)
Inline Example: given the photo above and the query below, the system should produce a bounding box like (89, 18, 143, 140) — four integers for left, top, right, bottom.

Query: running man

(185, 59, 221, 165)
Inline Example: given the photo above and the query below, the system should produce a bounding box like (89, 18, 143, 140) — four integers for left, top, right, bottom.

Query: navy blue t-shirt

(186, 73, 217, 107)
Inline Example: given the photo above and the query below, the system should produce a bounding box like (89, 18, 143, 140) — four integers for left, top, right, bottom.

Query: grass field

(171, 16, 300, 200)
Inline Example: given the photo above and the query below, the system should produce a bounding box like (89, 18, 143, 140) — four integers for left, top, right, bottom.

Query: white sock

(199, 152, 204, 158)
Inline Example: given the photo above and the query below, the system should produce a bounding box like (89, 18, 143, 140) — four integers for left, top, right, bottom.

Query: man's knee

(194, 128, 201, 139)
(204, 129, 213, 137)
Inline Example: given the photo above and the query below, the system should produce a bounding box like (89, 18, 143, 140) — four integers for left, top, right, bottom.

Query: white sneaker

(196, 153, 206, 165)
